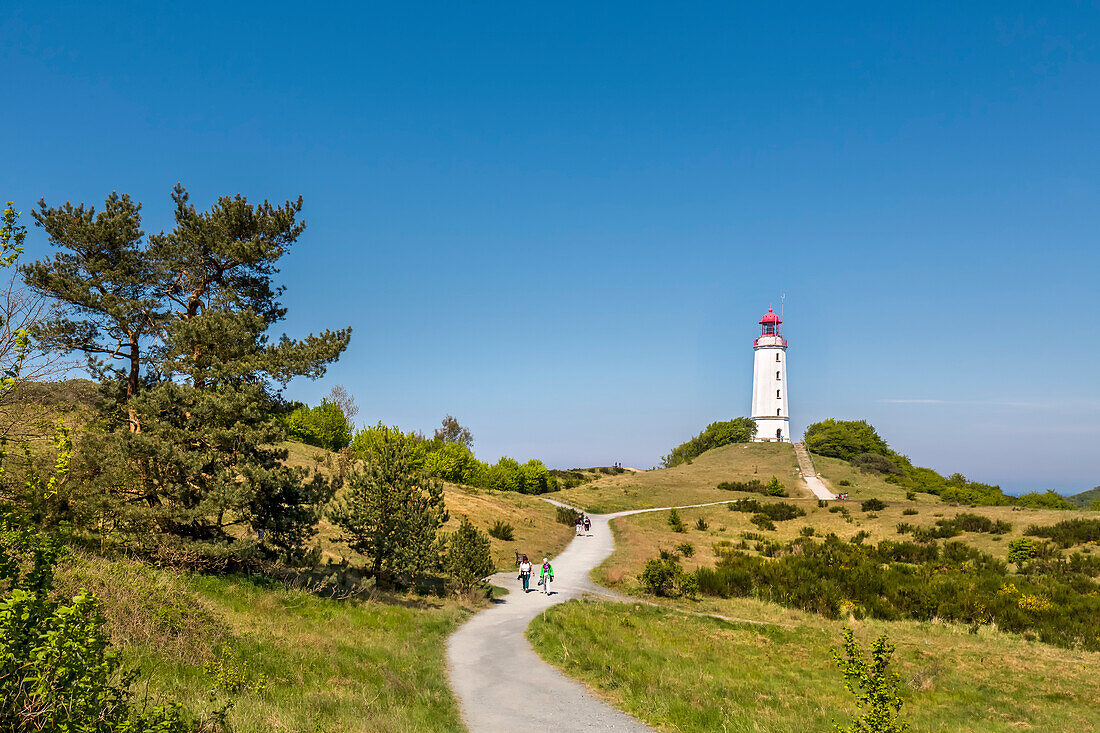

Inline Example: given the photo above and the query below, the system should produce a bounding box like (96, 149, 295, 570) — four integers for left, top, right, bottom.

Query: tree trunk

(127, 336, 141, 432)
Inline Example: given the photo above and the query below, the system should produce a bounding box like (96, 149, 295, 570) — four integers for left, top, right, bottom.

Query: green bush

(676, 542, 695, 557)
(804, 419, 891, 461)
(488, 520, 515, 541)
(556, 506, 582, 526)
(729, 499, 806, 522)
(1015, 490, 1076, 511)
(902, 508, 918, 516)
(1025, 518, 1100, 548)
(695, 517, 709, 531)
(0, 517, 207, 731)
(282, 399, 353, 450)
(833, 627, 911, 733)
(750, 514, 777, 531)
(861, 498, 886, 512)
(662, 418, 757, 468)
(1007, 537, 1036, 568)
(640, 554, 696, 598)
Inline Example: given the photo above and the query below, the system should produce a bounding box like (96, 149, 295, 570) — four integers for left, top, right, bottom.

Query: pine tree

(25, 187, 351, 563)
(446, 517, 494, 594)
(329, 429, 448, 584)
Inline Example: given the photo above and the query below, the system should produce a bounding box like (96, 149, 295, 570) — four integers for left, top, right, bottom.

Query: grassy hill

(528, 441, 1100, 732)
(1067, 485, 1100, 509)
(545, 442, 805, 512)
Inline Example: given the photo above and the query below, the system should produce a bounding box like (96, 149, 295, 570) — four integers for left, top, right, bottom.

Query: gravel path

(446, 500, 738, 733)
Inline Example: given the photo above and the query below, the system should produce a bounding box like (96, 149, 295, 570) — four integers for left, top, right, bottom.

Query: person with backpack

(574, 514, 583, 536)
(518, 555, 533, 593)
(538, 557, 554, 594)
(583, 515, 591, 535)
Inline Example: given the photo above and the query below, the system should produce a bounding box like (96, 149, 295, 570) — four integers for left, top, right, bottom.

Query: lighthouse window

(777, 389, 781, 399)
(776, 408, 781, 416)
(775, 353, 780, 362)
(776, 371, 780, 380)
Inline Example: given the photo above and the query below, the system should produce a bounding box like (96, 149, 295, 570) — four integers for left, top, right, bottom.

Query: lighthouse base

(752, 417, 790, 443)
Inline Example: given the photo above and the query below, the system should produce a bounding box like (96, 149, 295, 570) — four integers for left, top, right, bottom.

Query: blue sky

(2, 2, 1098, 491)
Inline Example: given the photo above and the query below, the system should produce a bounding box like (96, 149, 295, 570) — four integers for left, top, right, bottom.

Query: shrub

(804, 419, 891, 461)
(728, 499, 806, 522)
(676, 542, 695, 557)
(838, 479, 851, 487)
(832, 627, 911, 733)
(667, 509, 687, 533)
(695, 517, 709, 531)
(556, 506, 581, 526)
(818, 499, 828, 508)
(902, 508, 918, 516)
(896, 523, 914, 535)
(764, 476, 787, 496)
(640, 555, 695, 597)
(0, 518, 206, 731)
(1007, 537, 1036, 568)
(1015, 490, 1075, 511)
(861, 498, 886, 512)
(800, 526, 816, 537)
(488, 520, 515, 541)
(1025, 518, 1100, 548)
(905, 491, 916, 501)
(750, 514, 777, 531)
(282, 399, 353, 450)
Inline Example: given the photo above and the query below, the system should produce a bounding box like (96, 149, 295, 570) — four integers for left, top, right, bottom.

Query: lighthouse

(750, 308, 789, 442)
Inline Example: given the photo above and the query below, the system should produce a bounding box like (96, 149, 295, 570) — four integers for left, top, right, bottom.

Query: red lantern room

(755, 308, 786, 346)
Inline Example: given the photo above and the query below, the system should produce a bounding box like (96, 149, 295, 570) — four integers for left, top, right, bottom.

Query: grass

(546, 442, 805, 512)
(528, 599, 1100, 732)
(57, 552, 470, 732)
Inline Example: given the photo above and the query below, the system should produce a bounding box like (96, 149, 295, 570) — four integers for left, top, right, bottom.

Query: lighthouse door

(776, 428, 782, 441)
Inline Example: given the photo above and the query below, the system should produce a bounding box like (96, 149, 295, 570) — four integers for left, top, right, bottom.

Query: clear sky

(2, 2, 1098, 492)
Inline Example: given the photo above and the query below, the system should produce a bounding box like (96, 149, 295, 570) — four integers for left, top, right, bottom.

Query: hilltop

(1067, 485, 1100, 509)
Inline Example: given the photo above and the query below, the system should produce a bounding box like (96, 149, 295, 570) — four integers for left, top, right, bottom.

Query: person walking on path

(538, 557, 554, 594)
(583, 515, 591, 535)
(575, 515, 583, 536)
(518, 555, 533, 593)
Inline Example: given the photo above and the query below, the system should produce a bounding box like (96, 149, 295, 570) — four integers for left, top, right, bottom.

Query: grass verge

(527, 599, 1100, 732)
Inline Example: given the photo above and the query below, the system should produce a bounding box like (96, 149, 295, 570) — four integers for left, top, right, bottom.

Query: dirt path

(446, 500, 739, 733)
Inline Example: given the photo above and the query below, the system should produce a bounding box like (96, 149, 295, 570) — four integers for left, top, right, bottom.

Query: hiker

(583, 515, 591, 534)
(538, 557, 554, 594)
(518, 554, 533, 593)
(575, 515, 583, 536)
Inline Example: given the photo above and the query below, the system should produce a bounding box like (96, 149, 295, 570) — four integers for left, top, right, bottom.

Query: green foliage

(1025, 518, 1100, 548)
(328, 430, 448, 583)
(860, 499, 886, 512)
(556, 506, 581, 526)
(424, 441, 481, 484)
(488, 520, 515, 541)
(445, 517, 495, 594)
(851, 453, 904, 476)
(1014, 490, 1075, 510)
(204, 647, 267, 695)
(676, 542, 695, 557)
(750, 514, 777, 531)
(667, 508, 686, 533)
(902, 509, 918, 516)
(728, 498, 806, 522)
(832, 627, 910, 733)
(282, 400, 352, 450)
(804, 420, 891, 462)
(1007, 538, 1036, 568)
(434, 415, 473, 449)
(0, 515, 209, 732)
(662, 417, 757, 468)
(29, 188, 350, 563)
(691, 534, 1100, 651)
(695, 517, 709, 531)
(640, 553, 696, 598)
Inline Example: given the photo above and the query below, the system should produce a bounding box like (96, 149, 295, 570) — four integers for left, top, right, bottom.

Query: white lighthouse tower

(750, 308, 789, 442)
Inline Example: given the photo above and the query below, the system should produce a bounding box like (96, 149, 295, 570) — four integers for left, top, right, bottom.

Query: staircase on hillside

(793, 442, 817, 478)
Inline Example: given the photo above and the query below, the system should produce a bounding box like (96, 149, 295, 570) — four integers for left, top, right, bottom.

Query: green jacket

(539, 562, 554, 580)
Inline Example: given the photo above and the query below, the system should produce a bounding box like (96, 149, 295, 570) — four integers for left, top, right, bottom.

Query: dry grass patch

(547, 442, 804, 512)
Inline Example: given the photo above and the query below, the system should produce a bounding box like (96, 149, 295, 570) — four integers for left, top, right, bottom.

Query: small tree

(765, 476, 787, 496)
(446, 517, 495, 594)
(1007, 537, 1036, 569)
(329, 429, 448, 584)
(832, 627, 910, 733)
(434, 414, 473, 448)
